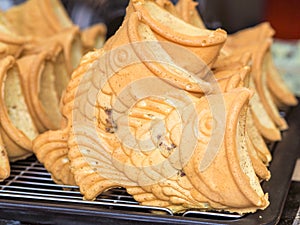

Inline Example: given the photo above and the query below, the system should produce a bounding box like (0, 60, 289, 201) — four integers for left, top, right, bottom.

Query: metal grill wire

(0, 157, 242, 220)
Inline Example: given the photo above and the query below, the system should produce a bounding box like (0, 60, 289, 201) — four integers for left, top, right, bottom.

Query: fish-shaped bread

(17, 42, 69, 132)
(0, 56, 38, 162)
(33, 1, 269, 214)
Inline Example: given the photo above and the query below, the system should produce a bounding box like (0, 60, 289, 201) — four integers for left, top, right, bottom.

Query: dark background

(3, 0, 300, 39)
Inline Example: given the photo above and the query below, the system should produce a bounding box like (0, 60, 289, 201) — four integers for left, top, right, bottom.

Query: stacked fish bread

(3, 0, 107, 73)
(0, 0, 107, 181)
(176, 0, 297, 137)
(30, 0, 295, 214)
(175, 0, 296, 171)
(0, 56, 39, 162)
(0, 13, 32, 59)
(33, 0, 226, 185)
(0, 12, 40, 179)
(2, 0, 107, 131)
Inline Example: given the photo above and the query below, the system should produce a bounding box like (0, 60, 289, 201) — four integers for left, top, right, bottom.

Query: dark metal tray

(0, 101, 299, 225)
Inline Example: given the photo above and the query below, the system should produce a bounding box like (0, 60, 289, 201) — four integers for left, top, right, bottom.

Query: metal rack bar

(0, 157, 245, 220)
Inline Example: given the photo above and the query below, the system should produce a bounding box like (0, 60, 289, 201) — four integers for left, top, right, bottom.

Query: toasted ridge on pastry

(0, 13, 31, 59)
(222, 25, 289, 131)
(22, 26, 82, 75)
(225, 22, 275, 47)
(103, 12, 212, 95)
(32, 49, 104, 185)
(219, 40, 283, 140)
(175, 0, 205, 29)
(265, 51, 298, 107)
(3, 0, 73, 38)
(81, 23, 107, 54)
(0, 134, 10, 181)
(45, 26, 82, 74)
(153, 0, 180, 17)
(4, 0, 83, 74)
(186, 4, 292, 131)
(130, 0, 227, 67)
(214, 66, 271, 178)
(251, 41, 288, 131)
(17, 43, 68, 132)
(249, 76, 281, 142)
(33, 129, 75, 185)
(246, 110, 272, 164)
(0, 56, 38, 162)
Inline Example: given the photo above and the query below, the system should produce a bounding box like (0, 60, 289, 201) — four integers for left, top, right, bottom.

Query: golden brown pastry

(17, 42, 68, 133)
(32, 48, 105, 186)
(3, 0, 73, 38)
(0, 56, 38, 162)
(175, 0, 205, 29)
(246, 109, 272, 164)
(4, 0, 82, 74)
(213, 52, 273, 162)
(249, 40, 287, 131)
(125, 89, 269, 213)
(214, 66, 250, 92)
(248, 79, 281, 143)
(222, 42, 285, 138)
(178, 1, 294, 132)
(66, 64, 268, 212)
(124, 0, 227, 68)
(214, 66, 271, 180)
(32, 49, 105, 186)
(225, 22, 275, 47)
(213, 52, 252, 72)
(223, 23, 296, 130)
(22, 26, 82, 76)
(32, 8, 213, 185)
(154, 0, 180, 16)
(265, 51, 298, 107)
(0, 134, 10, 181)
(103, 10, 217, 94)
(81, 23, 107, 54)
(33, 129, 75, 185)
(0, 14, 31, 59)
(33, 0, 270, 214)
(212, 47, 281, 141)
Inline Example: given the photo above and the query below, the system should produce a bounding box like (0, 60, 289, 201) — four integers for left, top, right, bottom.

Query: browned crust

(0, 134, 10, 181)
(225, 88, 268, 208)
(251, 41, 288, 130)
(175, 0, 205, 29)
(132, 1, 227, 47)
(266, 52, 298, 107)
(0, 56, 33, 161)
(81, 23, 107, 52)
(17, 52, 59, 132)
(33, 129, 75, 185)
(4, 0, 72, 38)
(66, 49, 118, 198)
